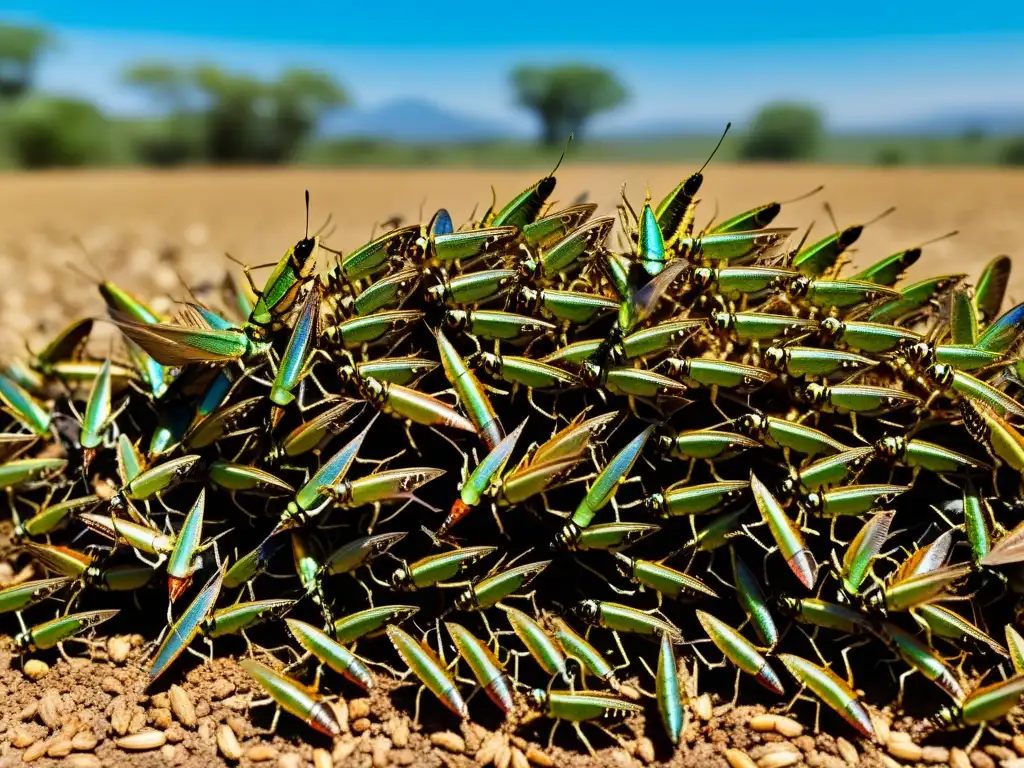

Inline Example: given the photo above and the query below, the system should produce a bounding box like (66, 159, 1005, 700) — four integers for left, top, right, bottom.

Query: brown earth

(1, 165, 1024, 768)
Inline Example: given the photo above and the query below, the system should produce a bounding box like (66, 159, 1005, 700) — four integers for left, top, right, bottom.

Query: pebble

(194, 699, 211, 717)
(116, 730, 167, 751)
(110, 700, 132, 735)
(22, 740, 50, 763)
(636, 737, 655, 764)
(371, 737, 391, 767)
(247, 745, 279, 762)
(432, 731, 467, 753)
(949, 747, 972, 768)
(969, 751, 995, 768)
(47, 738, 74, 758)
(278, 752, 302, 768)
(725, 748, 757, 768)
(107, 636, 132, 663)
(161, 744, 178, 762)
(23, 659, 49, 681)
(391, 748, 416, 765)
(526, 746, 554, 767)
(888, 739, 923, 763)
(1014, 735, 1024, 757)
(165, 726, 186, 744)
(211, 678, 236, 700)
(38, 692, 63, 729)
(65, 756, 102, 768)
(100, 675, 124, 695)
(72, 731, 98, 751)
(835, 736, 858, 764)
(169, 684, 197, 728)
(757, 750, 803, 768)
(313, 747, 333, 768)
(352, 717, 371, 733)
(349, 698, 371, 719)
(150, 692, 171, 709)
(218, 723, 243, 761)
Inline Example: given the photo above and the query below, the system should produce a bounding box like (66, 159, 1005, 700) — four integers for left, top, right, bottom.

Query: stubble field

(1, 164, 1023, 768)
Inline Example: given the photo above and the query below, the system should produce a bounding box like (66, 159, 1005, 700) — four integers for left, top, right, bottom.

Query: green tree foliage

(123, 63, 348, 165)
(512, 64, 627, 146)
(739, 103, 824, 162)
(1001, 136, 1024, 166)
(6, 97, 114, 167)
(0, 23, 51, 100)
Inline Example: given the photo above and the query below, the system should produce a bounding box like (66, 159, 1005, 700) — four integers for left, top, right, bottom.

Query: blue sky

(4, 1, 1023, 132)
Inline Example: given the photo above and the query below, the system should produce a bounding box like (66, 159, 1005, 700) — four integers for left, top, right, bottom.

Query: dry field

(1, 164, 1023, 354)
(1, 165, 1024, 768)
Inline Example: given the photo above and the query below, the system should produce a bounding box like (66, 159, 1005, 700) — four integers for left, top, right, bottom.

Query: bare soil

(1, 165, 1023, 768)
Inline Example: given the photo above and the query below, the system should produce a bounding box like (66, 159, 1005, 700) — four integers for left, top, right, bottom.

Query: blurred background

(0, 1, 1022, 353)
(1, 1, 1023, 169)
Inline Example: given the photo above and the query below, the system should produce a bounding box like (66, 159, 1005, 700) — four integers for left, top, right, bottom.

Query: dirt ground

(1, 165, 1024, 768)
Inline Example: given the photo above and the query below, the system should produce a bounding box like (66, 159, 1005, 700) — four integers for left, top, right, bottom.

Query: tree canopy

(512, 64, 627, 146)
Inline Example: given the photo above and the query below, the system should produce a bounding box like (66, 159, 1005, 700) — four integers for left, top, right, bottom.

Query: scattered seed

(750, 714, 776, 732)
(693, 694, 713, 721)
(392, 718, 410, 748)
(1014, 735, 1024, 757)
(227, 715, 248, 739)
(17, 702, 38, 721)
(116, 730, 167, 751)
(1000, 759, 1024, 768)
(983, 745, 1015, 762)
(757, 750, 802, 768)
(495, 741, 512, 768)
(22, 740, 51, 763)
(888, 740, 922, 763)
(218, 724, 242, 761)
(773, 716, 804, 738)
(879, 755, 901, 768)
(871, 716, 890, 745)
(432, 731, 467, 753)
(279, 752, 302, 768)
(71, 731, 98, 751)
(968, 750, 995, 768)
(476, 734, 503, 766)
(169, 684, 197, 728)
(47, 738, 74, 758)
(331, 698, 349, 734)
(636, 736, 655, 764)
(246, 744, 278, 762)
(66, 756, 102, 768)
(921, 746, 949, 764)
(313, 747, 333, 768)
(161, 744, 178, 762)
(37, 692, 63, 729)
(725, 749, 758, 768)
(23, 659, 49, 681)
(12, 727, 39, 748)
(949, 747, 971, 768)
(525, 746, 554, 767)
(511, 747, 530, 768)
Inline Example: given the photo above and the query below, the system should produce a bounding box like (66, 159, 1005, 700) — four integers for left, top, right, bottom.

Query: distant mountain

(321, 99, 523, 143)
(847, 108, 1024, 137)
(589, 117, 734, 139)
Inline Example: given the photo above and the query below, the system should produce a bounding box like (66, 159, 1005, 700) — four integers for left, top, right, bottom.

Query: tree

(0, 23, 51, 99)
(1002, 136, 1024, 166)
(6, 96, 112, 167)
(739, 103, 824, 162)
(512, 64, 627, 146)
(122, 63, 349, 164)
